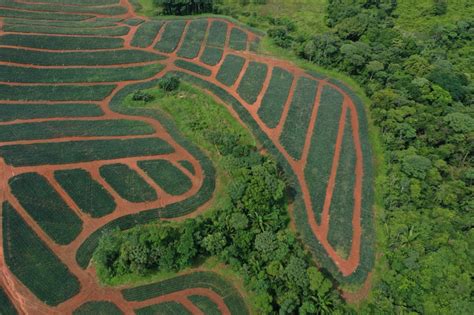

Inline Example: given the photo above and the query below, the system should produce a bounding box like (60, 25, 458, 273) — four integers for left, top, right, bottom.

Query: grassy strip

(228, 27, 247, 51)
(3, 18, 118, 28)
(131, 21, 164, 48)
(189, 295, 220, 315)
(135, 301, 191, 315)
(207, 20, 228, 48)
(73, 301, 123, 315)
(327, 110, 356, 258)
(0, 103, 103, 122)
(177, 19, 208, 59)
(3, 24, 129, 36)
(100, 164, 158, 203)
(279, 77, 318, 160)
(0, 8, 92, 21)
(174, 59, 211, 76)
(138, 159, 192, 196)
(9, 173, 83, 245)
(2, 202, 80, 306)
(0, 48, 163, 66)
(0, 64, 163, 83)
(122, 271, 249, 315)
(0, 137, 174, 167)
(0, 34, 123, 50)
(236, 61, 268, 104)
(216, 54, 245, 86)
(0, 84, 115, 101)
(0, 287, 17, 315)
(154, 20, 186, 53)
(0, 0, 127, 15)
(199, 46, 223, 66)
(55, 169, 116, 218)
(257, 67, 293, 128)
(0, 119, 154, 142)
(304, 85, 344, 223)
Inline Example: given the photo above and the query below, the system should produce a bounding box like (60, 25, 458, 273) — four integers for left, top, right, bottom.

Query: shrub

(158, 76, 180, 91)
(132, 90, 154, 102)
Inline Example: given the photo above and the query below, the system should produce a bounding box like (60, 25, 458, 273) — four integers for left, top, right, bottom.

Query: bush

(158, 76, 180, 92)
(132, 89, 154, 102)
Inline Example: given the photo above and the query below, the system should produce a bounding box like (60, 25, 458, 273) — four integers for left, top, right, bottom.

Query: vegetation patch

(0, 34, 124, 50)
(0, 0, 127, 15)
(100, 163, 158, 203)
(228, 27, 247, 51)
(279, 77, 318, 160)
(2, 202, 80, 306)
(0, 287, 17, 315)
(207, 20, 228, 48)
(73, 301, 123, 315)
(0, 103, 103, 122)
(236, 61, 268, 104)
(177, 19, 208, 59)
(0, 8, 92, 21)
(189, 295, 220, 315)
(216, 54, 245, 86)
(138, 159, 192, 196)
(0, 84, 115, 101)
(135, 301, 191, 315)
(2, 24, 129, 36)
(257, 67, 293, 128)
(199, 46, 223, 66)
(9, 173, 83, 245)
(174, 59, 211, 76)
(55, 169, 116, 218)
(154, 20, 186, 53)
(131, 21, 164, 48)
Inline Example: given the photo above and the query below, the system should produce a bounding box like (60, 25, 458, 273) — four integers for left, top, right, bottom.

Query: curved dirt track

(0, 0, 373, 313)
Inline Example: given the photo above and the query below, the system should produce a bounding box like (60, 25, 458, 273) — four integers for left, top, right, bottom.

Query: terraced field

(0, 0, 374, 313)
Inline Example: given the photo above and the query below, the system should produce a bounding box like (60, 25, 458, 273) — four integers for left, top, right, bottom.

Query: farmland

(0, 0, 374, 314)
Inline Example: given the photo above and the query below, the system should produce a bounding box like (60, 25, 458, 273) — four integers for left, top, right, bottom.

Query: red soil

(0, 0, 372, 313)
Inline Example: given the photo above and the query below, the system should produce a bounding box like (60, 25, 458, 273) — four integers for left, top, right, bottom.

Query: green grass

(9, 173, 83, 245)
(174, 59, 211, 76)
(177, 19, 208, 59)
(236, 61, 268, 104)
(0, 48, 163, 66)
(216, 54, 245, 86)
(131, 21, 164, 48)
(100, 164, 158, 203)
(200, 46, 223, 66)
(0, 84, 115, 101)
(0, 137, 174, 167)
(0, 103, 103, 122)
(327, 110, 356, 259)
(135, 302, 192, 315)
(0, 8, 92, 21)
(228, 27, 247, 51)
(73, 301, 123, 315)
(304, 85, 344, 223)
(55, 169, 116, 218)
(138, 159, 192, 196)
(257, 67, 294, 128)
(0, 34, 123, 50)
(189, 295, 220, 315)
(154, 20, 186, 53)
(2, 24, 129, 36)
(279, 77, 318, 160)
(2, 202, 80, 306)
(0, 286, 17, 315)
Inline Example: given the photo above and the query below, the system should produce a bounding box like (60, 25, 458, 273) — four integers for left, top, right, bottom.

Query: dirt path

(0, 0, 372, 312)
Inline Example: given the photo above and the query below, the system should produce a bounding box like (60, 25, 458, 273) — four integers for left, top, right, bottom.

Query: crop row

(174, 59, 211, 76)
(55, 169, 116, 218)
(177, 19, 208, 59)
(122, 271, 248, 315)
(135, 302, 191, 315)
(0, 84, 115, 101)
(73, 301, 123, 315)
(34, 0, 119, 5)
(304, 85, 344, 223)
(0, 48, 163, 66)
(0, 8, 92, 21)
(199, 47, 223, 66)
(236, 61, 268, 104)
(138, 159, 192, 196)
(216, 54, 245, 87)
(2, 202, 80, 306)
(131, 21, 164, 48)
(0, 287, 17, 315)
(0, 34, 124, 50)
(0, 103, 104, 122)
(0, 0, 127, 15)
(279, 77, 319, 160)
(99, 163, 158, 203)
(207, 20, 227, 48)
(3, 18, 119, 28)
(3, 24, 129, 36)
(189, 295, 221, 315)
(154, 20, 186, 53)
(9, 173, 83, 245)
(228, 27, 247, 51)
(0, 137, 175, 167)
(257, 67, 294, 128)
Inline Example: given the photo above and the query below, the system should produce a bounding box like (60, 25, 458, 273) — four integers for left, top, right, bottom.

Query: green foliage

(154, 0, 214, 15)
(229, 27, 248, 50)
(0, 0, 126, 15)
(73, 301, 123, 315)
(2, 202, 80, 306)
(0, 104, 103, 122)
(216, 54, 246, 86)
(154, 20, 186, 53)
(0, 34, 123, 50)
(0, 137, 174, 167)
(188, 295, 221, 315)
(432, 0, 448, 15)
(257, 66, 294, 128)
(131, 21, 164, 48)
(236, 61, 268, 104)
(0, 287, 17, 315)
(138, 159, 193, 195)
(9, 173, 83, 245)
(207, 20, 228, 48)
(158, 75, 181, 91)
(135, 301, 192, 315)
(0, 84, 115, 101)
(132, 90, 155, 102)
(174, 59, 211, 76)
(200, 46, 224, 65)
(177, 19, 208, 59)
(55, 169, 116, 218)
(99, 164, 158, 203)
(279, 77, 318, 160)
(2, 24, 129, 36)
(0, 8, 92, 21)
